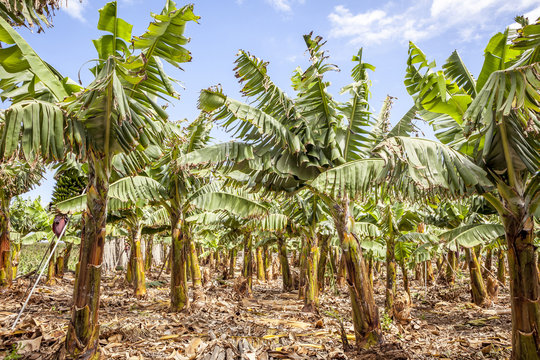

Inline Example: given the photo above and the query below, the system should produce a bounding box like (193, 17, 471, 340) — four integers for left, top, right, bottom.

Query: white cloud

(265, 0, 305, 13)
(286, 55, 298, 62)
(328, 4, 431, 45)
(430, 0, 498, 19)
(266, 0, 292, 12)
(328, 0, 539, 46)
(61, 0, 88, 22)
(524, 5, 540, 21)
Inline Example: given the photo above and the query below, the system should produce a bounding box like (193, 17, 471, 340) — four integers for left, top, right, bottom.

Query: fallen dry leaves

(0, 266, 511, 359)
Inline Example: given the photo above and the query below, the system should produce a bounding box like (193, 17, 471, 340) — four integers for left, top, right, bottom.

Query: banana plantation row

(0, 1, 538, 359)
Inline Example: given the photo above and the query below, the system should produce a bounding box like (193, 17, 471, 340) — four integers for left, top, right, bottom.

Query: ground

(0, 267, 511, 359)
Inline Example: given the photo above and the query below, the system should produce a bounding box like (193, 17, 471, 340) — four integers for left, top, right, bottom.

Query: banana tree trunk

(65, 157, 109, 359)
(375, 261, 382, 274)
(505, 214, 540, 359)
(399, 259, 410, 299)
(367, 255, 374, 287)
(215, 251, 221, 267)
(328, 247, 338, 285)
(264, 245, 271, 280)
(57, 242, 72, 278)
(126, 244, 134, 284)
(189, 239, 202, 287)
(11, 242, 20, 279)
(277, 236, 292, 291)
(483, 248, 493, 278)
(228, 249, 237, 279)
(56, 254, 65, 279)
(145, 235, 154, 272)
(334, 196, 381, 348)
(161, 243, 168, 267)
(186, 246, 192, 281)
(46, 253, 56, 285)
(446, 251, 457, 285)
(423, 260, 435, 285)
(497, 248, 506, 285)
(242, 233, 253, 297)
(318, 235, 330, 292)
(189, 237, 203, 301)
(303, 233, 319, 312)
(131, 225, 146, 299)
(0, 197, 11, 288)
(337, 252, 347, 288)
(464, 247, 489, 307)
(170, 212, 189, 311)
(298, 239, 308, 299)
(385, 236, 397, 316)
(223, 251, 229, 270)
(256, 247, 265, 281)
(415, 263, 422, 282)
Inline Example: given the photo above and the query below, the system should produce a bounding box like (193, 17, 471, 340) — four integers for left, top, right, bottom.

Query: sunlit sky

(19, 0, 540, 204)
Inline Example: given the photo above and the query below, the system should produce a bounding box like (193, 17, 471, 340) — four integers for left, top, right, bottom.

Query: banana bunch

(52, 168, 87, 204)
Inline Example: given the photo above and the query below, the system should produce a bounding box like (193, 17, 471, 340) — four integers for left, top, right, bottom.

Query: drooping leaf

(56, 176, 166, 214)
(376, 137, 491, 199)
(192, 191, 268, 218)
(0, 16, 67, 101)
(309, 159, 386, 200)
(441, 223, 504, 251)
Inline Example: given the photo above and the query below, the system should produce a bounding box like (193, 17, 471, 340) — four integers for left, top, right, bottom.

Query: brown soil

(0, 269, 511, 359)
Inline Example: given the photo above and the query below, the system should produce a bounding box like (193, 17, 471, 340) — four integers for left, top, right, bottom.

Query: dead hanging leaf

(185, 337, 204, 359)
(16, 336, 42, 353)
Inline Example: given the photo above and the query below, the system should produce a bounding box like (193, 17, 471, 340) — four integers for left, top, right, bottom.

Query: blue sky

(20, 0, 540, 203)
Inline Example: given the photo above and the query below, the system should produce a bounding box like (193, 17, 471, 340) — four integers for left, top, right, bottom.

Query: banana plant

(0, 161, 42, 287)
(110, 205, 169, 298)
(9, 196, 49, 278)
(11, 196, 81, 282)
(195, 32, 454, 346)
(0, 2, 199, 356)
(151, 115, 235, 311)
(55, 174, 168, 294)
(281, 190, 330, 312)
(364, 201, 422, 315)
(196, 37, 384, 346)
(399, 19, 540, 358)
(402, 200, 505, 306)
(188, 188, 274, 297)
